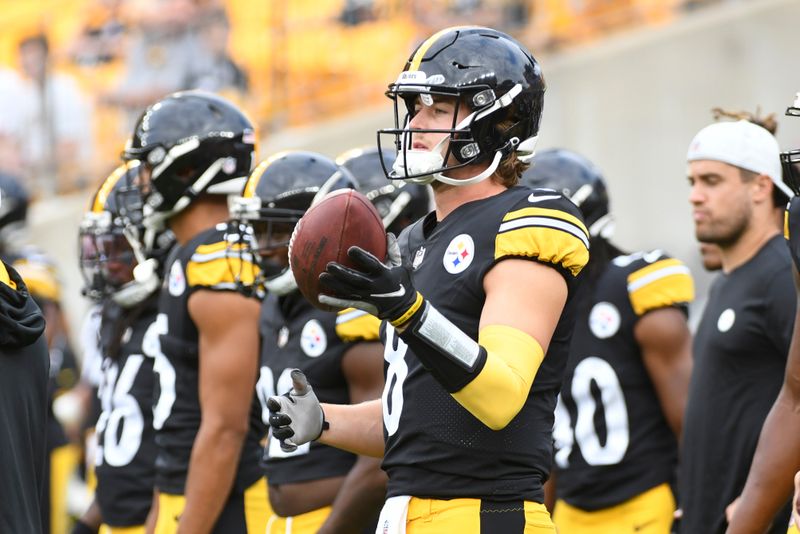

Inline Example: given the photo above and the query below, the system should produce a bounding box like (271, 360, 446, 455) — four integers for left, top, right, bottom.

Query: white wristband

(413, 303, 481, 369)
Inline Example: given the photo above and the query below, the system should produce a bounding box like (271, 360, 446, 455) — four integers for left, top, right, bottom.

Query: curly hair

(712, 106, 778, 135)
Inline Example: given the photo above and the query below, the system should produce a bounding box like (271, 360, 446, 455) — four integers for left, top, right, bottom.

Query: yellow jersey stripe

(495, 226, 589, 276)
(785, 208, 790, 240)
(499, 215, 589, 249)
(186, 256, 259, 288)
(627, 259, 694, 315)
(0, 262, 15, 290)
(193, 241, 229, 256)
(629, 273, 694, 316)
(627, 258, 687, 289)
(502, 207, 589, 239)
(335, 309, 381, 342)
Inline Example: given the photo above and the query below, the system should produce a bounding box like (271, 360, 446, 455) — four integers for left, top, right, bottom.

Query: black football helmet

(336, 146, 431, 234)
(0, 172, 30, 259)
(378, 26, 545, 186)
(522, 148, 614, 239)
(228, 150, 358, 296)
(781, 93, 800, 195)
(80, 161, 172, 306)
(123, 90, 256, 235)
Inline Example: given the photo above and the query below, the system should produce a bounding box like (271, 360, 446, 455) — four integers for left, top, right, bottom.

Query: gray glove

(266, 369, 326, 452)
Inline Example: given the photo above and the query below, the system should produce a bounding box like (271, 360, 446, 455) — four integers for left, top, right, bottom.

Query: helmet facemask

(781, 97, 800, 195)
(378, 81, 536, 187)
(226, 196, 302, 299)
(78, 210, 142, 306)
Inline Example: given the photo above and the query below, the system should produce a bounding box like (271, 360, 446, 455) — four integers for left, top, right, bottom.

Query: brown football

(289, 189, 387, 311)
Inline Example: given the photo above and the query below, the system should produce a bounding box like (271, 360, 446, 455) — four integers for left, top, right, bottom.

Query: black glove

(318, 234, 420, 324)
(266, 369, 327, 452)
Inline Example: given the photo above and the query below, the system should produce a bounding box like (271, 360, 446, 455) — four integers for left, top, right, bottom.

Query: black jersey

(153, 225, 265, 494)
(679, 235, 795, 534)
(785, 196, 800, 271)
(257, 292, 380, 485)
(93, 299, 158, 526)
(553, 250, 694, 510)
(0, 262, 48, 534)
(381, 186, 589, 502)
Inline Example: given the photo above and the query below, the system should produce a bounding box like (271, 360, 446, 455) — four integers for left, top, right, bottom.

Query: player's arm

(177, 289, 260, 534)
(636, 307, 692, 438)
(727, 267, 800, 534)
(449, 258, 566, 429)
(318, 341, 387, 533)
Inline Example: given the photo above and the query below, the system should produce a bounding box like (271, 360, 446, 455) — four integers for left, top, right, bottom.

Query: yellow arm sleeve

(451, 324, 544, 430)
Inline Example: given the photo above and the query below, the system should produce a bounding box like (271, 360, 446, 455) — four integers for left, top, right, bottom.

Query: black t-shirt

(0, 262, 49, 534)
(679, 235, 795, 534)
(257, 292, 379, 486)
(381, 186, 589, 502)
(555, 250, 693, 510)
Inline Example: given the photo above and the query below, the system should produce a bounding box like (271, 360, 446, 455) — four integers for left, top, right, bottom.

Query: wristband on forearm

(395, 297, 488, 392)
(395, 295, 544, 430)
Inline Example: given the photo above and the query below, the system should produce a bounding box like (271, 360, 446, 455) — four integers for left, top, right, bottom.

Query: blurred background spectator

(16, 34, 94, 196)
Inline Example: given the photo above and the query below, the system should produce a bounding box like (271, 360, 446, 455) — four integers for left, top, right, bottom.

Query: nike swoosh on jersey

(371, 285, 406, 298)
(528, 193, 562, 203)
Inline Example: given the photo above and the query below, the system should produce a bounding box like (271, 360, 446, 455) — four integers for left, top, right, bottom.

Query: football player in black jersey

(70, 162, 171, 534)
(681, 114, 795, 534)
(336, 146, 432, 236)
(121, 91, 269, 534)
(229, 150, 388, 533)
(0, 244, 49, 534)
(523, 149, 694, 533)
(267, 26, 589, 532)
(727, 96, 800, 534)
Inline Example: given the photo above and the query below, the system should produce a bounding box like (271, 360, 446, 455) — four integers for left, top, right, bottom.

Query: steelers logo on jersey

(717, 308, 736, 332)
(443, 234, 475, 274)
(168, 260, 186, 297)
(589, 301, 621, 339)
(300, 319, 327, 357)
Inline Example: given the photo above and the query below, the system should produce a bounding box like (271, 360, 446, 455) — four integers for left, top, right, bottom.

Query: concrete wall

(31, 0, 800, 353)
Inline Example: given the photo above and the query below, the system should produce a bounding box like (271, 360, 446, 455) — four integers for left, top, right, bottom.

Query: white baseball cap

(686, 119, 793, 198)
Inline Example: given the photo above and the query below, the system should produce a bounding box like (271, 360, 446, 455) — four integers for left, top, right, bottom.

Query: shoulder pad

(185, 228, 259, 290)
(495, 191, 589, 276)
(620, 251, 694, 316)
(335, 308, 381, 342)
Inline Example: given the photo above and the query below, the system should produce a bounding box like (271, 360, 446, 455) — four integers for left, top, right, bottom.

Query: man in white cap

(726, 96, 800, 534)
(679, 118, 795, 534)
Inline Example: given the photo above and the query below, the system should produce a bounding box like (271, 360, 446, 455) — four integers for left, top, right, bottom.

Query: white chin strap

(263, 268, 297, 296)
